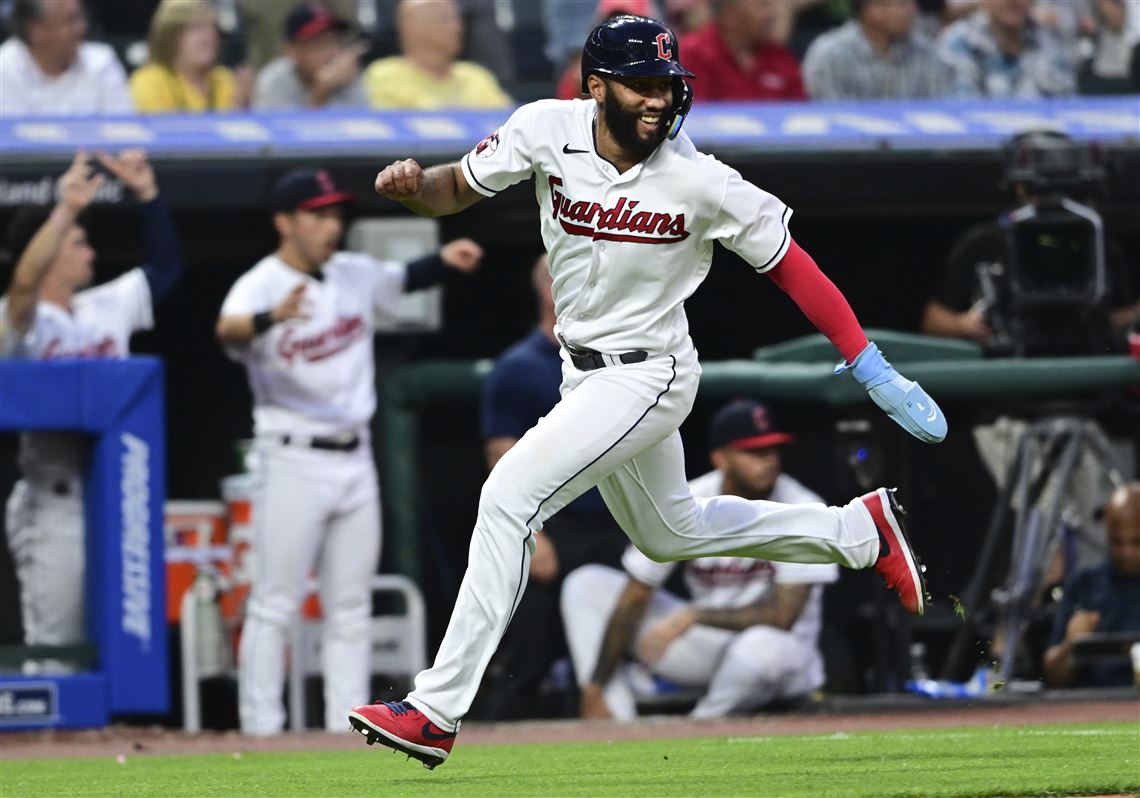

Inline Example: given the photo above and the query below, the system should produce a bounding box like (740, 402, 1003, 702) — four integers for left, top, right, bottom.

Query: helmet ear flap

(665, 78, 692, 140)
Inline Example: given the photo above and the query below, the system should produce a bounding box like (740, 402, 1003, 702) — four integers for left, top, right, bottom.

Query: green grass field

(3, 722, 1138, 798)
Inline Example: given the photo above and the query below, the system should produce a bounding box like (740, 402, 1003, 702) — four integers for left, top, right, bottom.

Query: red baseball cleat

(348, 700, 457, 769)
(861, 487, 931, 615)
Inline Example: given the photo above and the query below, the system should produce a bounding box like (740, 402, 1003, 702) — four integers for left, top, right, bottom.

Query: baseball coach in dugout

(216, 168, 481, 735)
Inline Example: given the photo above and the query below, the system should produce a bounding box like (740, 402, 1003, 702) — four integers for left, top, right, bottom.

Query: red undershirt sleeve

(766, 239, 869, 364)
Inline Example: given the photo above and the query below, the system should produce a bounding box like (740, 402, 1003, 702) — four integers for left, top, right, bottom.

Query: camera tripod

(943, 415, 1128, 683)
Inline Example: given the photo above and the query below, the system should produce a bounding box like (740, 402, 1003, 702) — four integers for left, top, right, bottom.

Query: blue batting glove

(836, 342, 947, 443)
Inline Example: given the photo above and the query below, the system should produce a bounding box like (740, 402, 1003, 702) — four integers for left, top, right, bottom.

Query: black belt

(280, 434, 361, 452)
(559, 335, 648, 371)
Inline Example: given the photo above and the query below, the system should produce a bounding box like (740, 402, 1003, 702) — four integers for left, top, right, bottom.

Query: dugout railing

(378, 332, 1140, 585)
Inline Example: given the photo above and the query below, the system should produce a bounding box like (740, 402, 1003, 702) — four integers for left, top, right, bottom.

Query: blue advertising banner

(0, 97, 1135, 159)
(0, 358, 168, 727)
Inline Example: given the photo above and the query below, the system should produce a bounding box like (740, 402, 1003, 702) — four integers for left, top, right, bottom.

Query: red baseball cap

(708, 400, 794, 451)
(285, 3, 349, 43)
(271, 169, 354, 212)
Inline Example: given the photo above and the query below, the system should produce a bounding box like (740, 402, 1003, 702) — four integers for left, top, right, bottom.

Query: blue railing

(1, 97, 1136, 159)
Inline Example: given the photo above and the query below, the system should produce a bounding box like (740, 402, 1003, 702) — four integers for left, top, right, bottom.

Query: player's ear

(272, 211, 292, 239)
(710, 449, 727, 471)
(587, 74, 606, 104)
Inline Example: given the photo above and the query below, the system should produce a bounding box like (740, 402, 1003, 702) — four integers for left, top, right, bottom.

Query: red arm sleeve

(767, 239, 868, 363)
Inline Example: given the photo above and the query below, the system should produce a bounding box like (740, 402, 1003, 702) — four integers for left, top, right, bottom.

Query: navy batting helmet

(581, 15, 695, 140)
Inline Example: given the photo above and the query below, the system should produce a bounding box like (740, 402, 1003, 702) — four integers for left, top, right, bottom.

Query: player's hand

(272, 283, 309, 323)
(1065, 609, 1100, 641)
(314, 41, 367, 99)
(375, 159, 425, 200)
(96, 149, 158, 202)
(440, 238, 483, 273)
(838, 341, 948, 444)
(958, 306, 993, 344)
(56, 150, 104, 217)
(636, 608, 695, 667)
(579, 683, 613, 720)
(528, 529, 559, 584)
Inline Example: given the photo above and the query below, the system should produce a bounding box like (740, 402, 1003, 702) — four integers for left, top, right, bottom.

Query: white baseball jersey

(621, 470, 838, 650)
(461, 98, 793, 355)
(0, 269, 153, 477)
(219, 252, 406, 437)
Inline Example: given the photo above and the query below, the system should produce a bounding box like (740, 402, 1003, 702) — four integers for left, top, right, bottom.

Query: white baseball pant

(560, 564, 821, 719)
(5, 477, 86, 658)
(407, 339, 880, 730)
(238, 439, 381, 734)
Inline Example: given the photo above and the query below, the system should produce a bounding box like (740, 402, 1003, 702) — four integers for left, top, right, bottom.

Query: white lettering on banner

(831, 113, 907, 135)
(121, 432, 152, 648)
(0, 690, 50, 717)
(0, 177, 53, 205)
(706, 114, 767, 135)
(781, 114, 829, 135)
(0, 176, 123, 207)
(904, 112, 966, 134)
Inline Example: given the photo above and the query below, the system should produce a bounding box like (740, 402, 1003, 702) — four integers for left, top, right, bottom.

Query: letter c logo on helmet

(580, 15, 695, 140)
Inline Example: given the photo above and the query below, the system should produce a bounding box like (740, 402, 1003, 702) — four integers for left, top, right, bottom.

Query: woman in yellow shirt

(130, 0, 249, 113)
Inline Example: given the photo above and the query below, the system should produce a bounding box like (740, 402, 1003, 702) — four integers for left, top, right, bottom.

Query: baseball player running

(1, 149, 182, 669)
(216, 169, 480, 735)
(562, 400, 836, 720)
(349, 15, 946, 768)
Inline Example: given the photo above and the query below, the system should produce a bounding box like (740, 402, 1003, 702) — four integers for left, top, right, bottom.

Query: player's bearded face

(602, 77, 671, 158)
(719, 447, 781, 501)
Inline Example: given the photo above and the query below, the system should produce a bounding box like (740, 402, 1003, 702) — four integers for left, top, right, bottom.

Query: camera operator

(921, 130, 1138, 356)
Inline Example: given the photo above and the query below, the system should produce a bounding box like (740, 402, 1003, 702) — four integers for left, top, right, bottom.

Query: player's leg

(559, 563, 639, 720)
(645, 617, 734, 690)
(395, 353, 697, 732)
(690, 626, 818, 718)
(238, 444, 331, 734)
(598, 431, 880, 568)
(5, 480, 85, 657)
(316, 455, 381, 731)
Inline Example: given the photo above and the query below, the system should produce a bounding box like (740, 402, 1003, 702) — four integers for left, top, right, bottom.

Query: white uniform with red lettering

(0, 270, 152, 656)
(405, 98, 884, 731)
(561, 469, 838, 719)
(220, 251, 405, 734)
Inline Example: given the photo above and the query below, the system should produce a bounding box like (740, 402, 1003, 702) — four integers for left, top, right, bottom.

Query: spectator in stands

(0, 150, 183, 670)
(938, 0, 1077, 97)
(1044, 482, 1140, 688)
(561, 400, 836, 720)
(364, 0, 511, 109)
(664, 0, 715, 35)
(253, 3, 368, 111)
(786, 0, 853, 58)
(803, 0, 951, 99)
(555, 0, 653, 101)
(544, 0, 606, 83)
(456, 0, 518, 87)
(1073, 0, 1140, 91)
(679, 0, 807, 101)
(0, 0, 133, 116)
(130, 0, 250, 113)
(238, 0, 358, 70)
(476, 254, 628, 720)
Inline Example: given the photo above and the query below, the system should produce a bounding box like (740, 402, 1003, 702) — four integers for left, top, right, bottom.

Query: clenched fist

(375, 159, 425, 200)
(440, 238, 483, 274)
